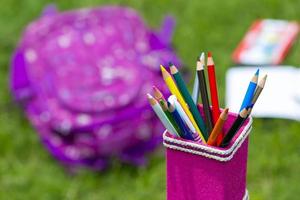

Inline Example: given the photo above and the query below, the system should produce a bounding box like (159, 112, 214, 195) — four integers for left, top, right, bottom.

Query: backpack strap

(158, 15, 176, 45)
(41, 4, 58, 17)
(10, 49, 35, 103)
(149, 15, 176, 50)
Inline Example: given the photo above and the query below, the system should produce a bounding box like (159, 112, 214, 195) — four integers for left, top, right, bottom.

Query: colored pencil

(249, 74, 267, 109)
(152, 86, 180, 132)
(192, 66, 200, 104)
(160, 65, 206, 143)
(147, 93, 179, 136)
(220, 108, 248, 147)
(168, 101, 194, 140)
(207, 52, 224, 145)
(207, 108, 229, 146)
(197, 53, 213, 135)
(239, 69, 259, 111)
(169, 63, 208, 141)
(168, 95, 201, 142)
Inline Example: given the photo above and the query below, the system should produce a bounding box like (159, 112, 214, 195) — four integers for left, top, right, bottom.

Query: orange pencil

(207, 108, 229, 146)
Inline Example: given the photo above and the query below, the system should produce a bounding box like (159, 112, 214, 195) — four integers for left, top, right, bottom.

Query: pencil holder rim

(163, 117, 252, 162)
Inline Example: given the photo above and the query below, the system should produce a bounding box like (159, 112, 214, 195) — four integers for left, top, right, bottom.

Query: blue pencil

(168, 102, 194, 140)
(239, 69, 259, 111)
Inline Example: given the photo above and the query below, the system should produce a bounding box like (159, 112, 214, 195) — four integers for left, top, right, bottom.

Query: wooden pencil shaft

(197, 70, 213, 134)
(171, 70, 208, 140)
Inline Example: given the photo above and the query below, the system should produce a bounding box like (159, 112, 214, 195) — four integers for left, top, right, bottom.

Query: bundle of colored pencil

(147, 52, 267, 147)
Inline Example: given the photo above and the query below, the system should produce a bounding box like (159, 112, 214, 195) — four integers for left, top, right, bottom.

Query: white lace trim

(163, 117, 252, 161)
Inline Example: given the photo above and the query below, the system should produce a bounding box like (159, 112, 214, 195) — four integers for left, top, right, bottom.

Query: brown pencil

(152, 86, 180, 133)
(207, 108, 229, 146)
(249, 74, 267, 113)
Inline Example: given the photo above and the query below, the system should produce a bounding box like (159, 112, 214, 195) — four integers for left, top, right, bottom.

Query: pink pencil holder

(163, 110, 252, 200)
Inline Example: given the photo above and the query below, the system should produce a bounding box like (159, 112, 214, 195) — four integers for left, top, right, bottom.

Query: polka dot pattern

(11, 6, 181, 170)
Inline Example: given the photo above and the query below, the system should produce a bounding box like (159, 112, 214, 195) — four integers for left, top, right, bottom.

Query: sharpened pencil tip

(160, 65, 167, 73)
(240, 108, 248, 118)
(255, 69, 259, 76)
(208, 52, 212, 57)
(263, 74, 268, 79)
(220, 108, 229, 120)
(147, 93, 157, 106)
(146, 93, 152, 99)
(168, 62, 174, 67)
(200, 52, 205, 61)
(152, 85, 164, 100)
(258, 74, 268, 87)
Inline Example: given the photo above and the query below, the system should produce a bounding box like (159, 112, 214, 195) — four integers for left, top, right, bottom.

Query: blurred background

(1, 0, 300, 199)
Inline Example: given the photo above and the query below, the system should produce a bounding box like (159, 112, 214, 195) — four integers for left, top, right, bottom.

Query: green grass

(1, 0, 300, 199)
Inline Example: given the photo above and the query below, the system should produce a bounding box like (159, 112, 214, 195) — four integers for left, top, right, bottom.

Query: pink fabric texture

(163, 108, 252, 200)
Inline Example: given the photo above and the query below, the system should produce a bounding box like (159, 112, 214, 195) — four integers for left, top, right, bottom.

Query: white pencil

(168, 95, 197, 135)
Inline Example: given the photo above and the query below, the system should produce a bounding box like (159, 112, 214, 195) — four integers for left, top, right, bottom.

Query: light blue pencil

(147, 94, 179, 136)
(239, 69, 259, 111)
(192, 73, 199, 104)
(191, 52, 204, 104)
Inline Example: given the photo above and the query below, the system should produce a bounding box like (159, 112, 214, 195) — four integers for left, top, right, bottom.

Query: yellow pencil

(160, 65, 206, 143)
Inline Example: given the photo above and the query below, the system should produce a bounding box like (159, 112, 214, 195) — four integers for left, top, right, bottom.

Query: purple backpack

(10, 5, 181, 171)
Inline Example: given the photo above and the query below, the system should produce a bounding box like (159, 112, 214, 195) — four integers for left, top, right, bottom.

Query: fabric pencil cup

(163, 106, 252, 200)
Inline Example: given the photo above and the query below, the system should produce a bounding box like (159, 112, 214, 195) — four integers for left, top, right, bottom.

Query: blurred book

(232, 19, 299, 65)
(226, 66, 300, 121)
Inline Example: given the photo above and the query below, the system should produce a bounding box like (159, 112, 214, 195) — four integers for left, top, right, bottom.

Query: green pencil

(152, 86, 180, 133)
(159, 99, 181, 133)
(169, 63, 208, 141)
(147, 93, 179, 136)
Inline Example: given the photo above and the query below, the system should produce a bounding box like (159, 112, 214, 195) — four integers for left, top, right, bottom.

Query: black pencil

(197, 53, 213, 135)
(220, 108, 248, 147)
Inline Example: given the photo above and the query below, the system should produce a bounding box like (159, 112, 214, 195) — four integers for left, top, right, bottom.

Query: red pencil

(207, 52, 223, 146)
